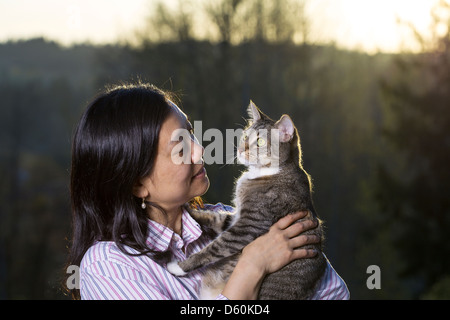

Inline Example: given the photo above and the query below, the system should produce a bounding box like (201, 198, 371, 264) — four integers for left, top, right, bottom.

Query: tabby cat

(167, 101, 326, 299)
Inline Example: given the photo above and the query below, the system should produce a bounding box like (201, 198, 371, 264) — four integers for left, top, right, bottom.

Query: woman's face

(135, 102, 209, 212)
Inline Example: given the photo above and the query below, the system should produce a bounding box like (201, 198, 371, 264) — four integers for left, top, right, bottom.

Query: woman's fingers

(242, 210, 321, 276)
(289, 234, 320, 249)
(276, 211, 308, 229)
(290, 248, 318, 261)
(284, 219, 318, 238)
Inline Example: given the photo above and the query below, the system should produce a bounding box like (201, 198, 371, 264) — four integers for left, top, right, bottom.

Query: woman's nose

(191, 135, 204, 164)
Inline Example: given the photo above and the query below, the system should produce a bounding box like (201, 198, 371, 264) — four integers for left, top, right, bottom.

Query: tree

(139, 0, 195, 43)
(205, 0, 244, 43)
(204, 0, 308, 44)
(377, 2, 450, 297)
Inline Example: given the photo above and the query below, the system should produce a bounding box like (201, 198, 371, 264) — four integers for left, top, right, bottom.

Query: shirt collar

(146, 207, 203, 252)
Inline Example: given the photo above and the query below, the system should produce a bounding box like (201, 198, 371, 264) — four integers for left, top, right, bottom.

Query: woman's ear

(132, 179, 150, 199)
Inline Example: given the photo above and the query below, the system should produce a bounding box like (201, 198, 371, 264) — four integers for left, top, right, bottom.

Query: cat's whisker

(235, 121, 246, 129)
(219, 153, 238, 168)
(240, 116, 250, 126)
(218, 162, 230, 169)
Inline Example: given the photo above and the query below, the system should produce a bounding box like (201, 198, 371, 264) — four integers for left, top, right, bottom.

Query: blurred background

(0, 0, 449, 299)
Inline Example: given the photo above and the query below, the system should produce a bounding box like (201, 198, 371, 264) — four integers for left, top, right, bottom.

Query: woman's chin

(196, 175, 210, 197)
(200, 176, 210, 195)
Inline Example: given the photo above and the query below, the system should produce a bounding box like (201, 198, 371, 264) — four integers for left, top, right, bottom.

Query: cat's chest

(234, 168, 301, 207)
(236, 167, 280, 186)
(234, 171, 276, 205)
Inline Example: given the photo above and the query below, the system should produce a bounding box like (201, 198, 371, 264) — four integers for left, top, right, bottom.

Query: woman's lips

(192, 167, 206, 179)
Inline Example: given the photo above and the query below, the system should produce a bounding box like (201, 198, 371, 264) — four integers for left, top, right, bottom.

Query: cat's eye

(257, 138, 266, 147)
(241, 133, 248, 141)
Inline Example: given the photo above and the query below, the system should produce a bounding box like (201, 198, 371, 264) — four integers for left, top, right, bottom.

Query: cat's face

(237, 101, 296, 168)
(237, 125, 275, 167)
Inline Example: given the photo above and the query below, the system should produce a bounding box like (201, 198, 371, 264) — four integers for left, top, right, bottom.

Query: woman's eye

(257, 138, 266, 147)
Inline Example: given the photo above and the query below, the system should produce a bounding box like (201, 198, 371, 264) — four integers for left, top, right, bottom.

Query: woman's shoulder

(80, 241, 138, 271)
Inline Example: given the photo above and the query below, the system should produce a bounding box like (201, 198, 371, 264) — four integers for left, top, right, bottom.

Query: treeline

(0, 39, 99, 298)
(0, 1, 449, 300)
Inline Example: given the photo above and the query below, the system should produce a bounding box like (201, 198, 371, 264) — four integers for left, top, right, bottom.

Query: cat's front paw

(167, 260, 187, 276)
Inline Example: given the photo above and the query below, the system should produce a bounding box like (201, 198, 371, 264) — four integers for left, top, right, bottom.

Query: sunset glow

(0, 0, 444, 52)
(307, 0, 442, 52)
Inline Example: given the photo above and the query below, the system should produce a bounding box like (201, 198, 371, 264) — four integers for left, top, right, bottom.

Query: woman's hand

(222, 211, 320, 299)
(241, 211, 319, 275)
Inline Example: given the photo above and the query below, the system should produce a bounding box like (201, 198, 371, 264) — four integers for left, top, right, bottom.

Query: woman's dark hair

(65, 83, 175, 299)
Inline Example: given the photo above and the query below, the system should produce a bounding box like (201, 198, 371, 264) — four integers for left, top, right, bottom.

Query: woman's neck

(147, 204, 183, 236)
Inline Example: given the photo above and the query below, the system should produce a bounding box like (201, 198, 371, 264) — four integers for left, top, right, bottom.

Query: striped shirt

(80, 203, 350, 300)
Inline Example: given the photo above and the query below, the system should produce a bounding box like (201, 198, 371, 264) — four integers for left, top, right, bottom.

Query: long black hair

(66, 83, 174, 299)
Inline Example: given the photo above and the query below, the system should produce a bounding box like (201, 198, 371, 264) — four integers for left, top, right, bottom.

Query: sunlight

(0, 0, 148, 45)
(0, 0, 444, 52)
(308, 0, 441, 53)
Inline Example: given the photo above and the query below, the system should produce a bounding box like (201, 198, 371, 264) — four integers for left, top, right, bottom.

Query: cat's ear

(275, 115, 295, 142)
(247, 100, 261, 121)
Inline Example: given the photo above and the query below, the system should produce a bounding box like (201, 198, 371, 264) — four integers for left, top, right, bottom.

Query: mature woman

(66, 83, 349, 300)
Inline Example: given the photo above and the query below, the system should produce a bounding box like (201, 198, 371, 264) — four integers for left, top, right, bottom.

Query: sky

(0, 0, 444, 53)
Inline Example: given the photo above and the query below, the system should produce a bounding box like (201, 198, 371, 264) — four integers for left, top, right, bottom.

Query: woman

(66, 82, 349, 300)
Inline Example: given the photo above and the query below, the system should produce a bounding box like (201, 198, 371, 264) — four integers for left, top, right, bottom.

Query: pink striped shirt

(80, 204, 349, 300)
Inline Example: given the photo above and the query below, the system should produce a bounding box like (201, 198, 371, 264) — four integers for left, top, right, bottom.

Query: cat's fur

(167, 101, 326, 300)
